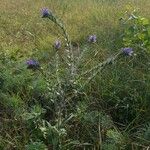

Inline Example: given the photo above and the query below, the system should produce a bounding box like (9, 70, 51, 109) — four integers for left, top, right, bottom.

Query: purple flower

(42, 8, 51, 18)
(88, 35, 97, 43)
(26, 59, 40, 70)
(122, 47, 133, 56)
(54, 40, 61, 50)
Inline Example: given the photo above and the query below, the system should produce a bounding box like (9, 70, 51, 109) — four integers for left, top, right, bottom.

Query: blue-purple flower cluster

(26, 59, 40, 70)
(88, 35, 97, 43)
(122, 47, 133, 56)
(42, 8, 51, 18)
(54, 40, 61, 50)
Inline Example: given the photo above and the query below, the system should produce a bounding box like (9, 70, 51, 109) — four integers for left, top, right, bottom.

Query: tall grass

(1, 0, 150, 57)
(0, 0, 150, 149)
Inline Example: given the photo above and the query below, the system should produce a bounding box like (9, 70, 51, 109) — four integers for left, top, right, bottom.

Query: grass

(0, 0, 150, 149)
(1, 0, 150, 57)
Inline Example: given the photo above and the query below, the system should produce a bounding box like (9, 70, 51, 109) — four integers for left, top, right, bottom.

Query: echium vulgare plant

(27, 8, 133, 115)
(25, 8, 135, 149)
(40, 8, 134, 85)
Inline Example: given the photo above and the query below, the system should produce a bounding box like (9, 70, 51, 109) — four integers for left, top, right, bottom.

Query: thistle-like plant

(25, 8, 135, 121)
(24, 8, 136, 149)
(42, 8, 75, 79)
(40, 8, 134, 88)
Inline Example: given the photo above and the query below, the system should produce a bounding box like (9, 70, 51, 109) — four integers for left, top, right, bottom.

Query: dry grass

(1, 0, 150, 57)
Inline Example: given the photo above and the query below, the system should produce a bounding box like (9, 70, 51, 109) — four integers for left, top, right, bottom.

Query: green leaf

(137, 33, 145, 40)
(25, 141, 48, 150)
(147, 27, 150, 36)
(141, 18, 149, 26)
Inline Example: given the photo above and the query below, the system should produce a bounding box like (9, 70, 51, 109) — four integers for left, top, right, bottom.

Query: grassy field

(0, 0, 150, 149)
(1, 0, 150, 56)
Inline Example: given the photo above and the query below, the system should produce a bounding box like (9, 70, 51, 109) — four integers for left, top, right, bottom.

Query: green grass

(0, 0, 150, 149)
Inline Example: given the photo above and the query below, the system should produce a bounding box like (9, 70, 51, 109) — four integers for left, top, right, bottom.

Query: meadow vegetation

(0, 0, 150, 149)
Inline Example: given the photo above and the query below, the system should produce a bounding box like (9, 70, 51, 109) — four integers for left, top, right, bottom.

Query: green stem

(48, 15, 75, 78)
(76, 51, 122, 87)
